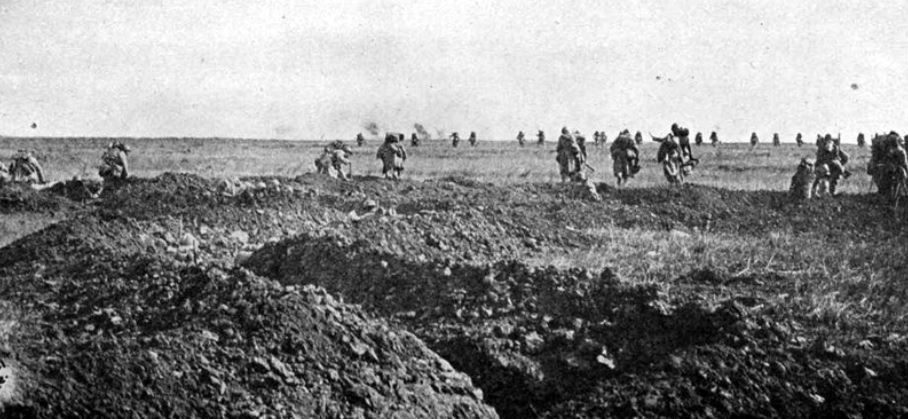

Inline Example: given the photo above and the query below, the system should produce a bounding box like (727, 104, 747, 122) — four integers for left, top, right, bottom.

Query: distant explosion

(362, 121, 380, 136)
(414, 123, 431, 140)
(850, 83, 859, 90)
(435, 129, 446, 140)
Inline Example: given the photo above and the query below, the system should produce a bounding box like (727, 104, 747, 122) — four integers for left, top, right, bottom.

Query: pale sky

(1, 0, 907, 141)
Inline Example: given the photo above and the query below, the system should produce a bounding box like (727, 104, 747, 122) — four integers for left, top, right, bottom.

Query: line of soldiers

(0, 142, 130, 187)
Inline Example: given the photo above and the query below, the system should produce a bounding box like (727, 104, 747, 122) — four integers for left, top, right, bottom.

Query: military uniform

(517, 131, 526, 146)
(750, 133, 759, 148)
(356, 133, 365, 147)
(868, 133, 908, 196)
(610, 130, 639, 185)
(789, 158, 815, 200)
(99, 143, 130, 182)
(815, 135, 849, 195)
(856, 133, 865, 148)
(468, 132, 477, 147)
(377, 134, 407, 180)
(772, 133, 781, 147)
(634, 131, 643, 145)
(556, 128, 582, 182)
(10, 150, 46, 184)
(411, 133, 420, 147)
(710, 131, 719, 146)
(694, 132, 703, 146)
(451, 132, 460, 148)
(796, 133, 804, 147)
(537, 130, 545, 145)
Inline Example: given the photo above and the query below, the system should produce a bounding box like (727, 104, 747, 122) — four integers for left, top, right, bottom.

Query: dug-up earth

(1, 173, 907, 418)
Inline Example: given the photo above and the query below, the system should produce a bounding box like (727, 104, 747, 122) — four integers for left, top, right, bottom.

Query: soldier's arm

(32, 158, 47, 183)
(839, 149, 849, 165)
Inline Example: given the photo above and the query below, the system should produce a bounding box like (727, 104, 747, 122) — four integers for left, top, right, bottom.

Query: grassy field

(0, 137, 876, 194)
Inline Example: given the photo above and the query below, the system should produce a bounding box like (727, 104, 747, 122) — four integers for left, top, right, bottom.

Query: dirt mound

(0, 217, 498, 418)
(246, 229, 908, 418)
(0, 183, 74, 214)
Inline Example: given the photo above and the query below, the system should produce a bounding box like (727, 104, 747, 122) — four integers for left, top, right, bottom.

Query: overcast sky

(1, 1, 906, 141)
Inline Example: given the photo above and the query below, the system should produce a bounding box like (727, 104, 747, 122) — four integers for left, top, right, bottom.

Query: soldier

(468, 131, 477, 147)
(599, 132, 608, 145)
(750, 132, 759, 148)
(574, 131, 588, 162)
(450, 132, 461, 148)
(0, 159, 9, 185)
(9, 149, 47, 184)
(537, 130, 545, 146)
(356, 132, 365, 147)
(315, 142, 352, 180)
(796, 133, 804, 147)
(634, 131, 643, 145)
(868, 131, 908, 196)
(789, 158, 816, 200)
(517, 131, 526, 146)
(772, 133, 781, 147)
(814, 134, 850, 196)
(710, 131, 719, 147)
(556, 127, 582, 182)
(377, 133, 407, 180)
(411, 133, 420, 147)
(98, 142, 131, 183)
(671, 123, 692, 159)
(610, 129, 640, 185)
(657, 134, 689, 183)
(694, 132, 703, 146)
(857, 133, 866, 148)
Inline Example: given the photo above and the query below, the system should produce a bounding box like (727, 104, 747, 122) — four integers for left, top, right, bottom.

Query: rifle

(583, 162, 596, 173)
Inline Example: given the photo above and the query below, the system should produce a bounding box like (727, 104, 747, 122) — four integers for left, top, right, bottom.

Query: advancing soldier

(710, 131, 719, 147)
(537, 130, 545, 146)
(98, 142, 131, 183)
(574, 131, 588, 162)
(377, 133, 408, 180)
(868, 131, 908, 197)
(411, 133, 421, 147)
(773, 133, 781, 147)
(9, 149, 47, 184)
(694, 132, 703, 146)
(517, 131, 526, 146)
(796, 133, 804, 147)
(657, 134, 688, 183)
(671, 123, 692, 159)
(814, 133, 850, 196)
(857, 133, 866, 148)
(468, 131, 478, 147)
(356, 132, 365, 147)
(599, 131, 608, 145)
(556, 127, 583, 182)
(634, 131, 643, 145)
(450, 132, 461, 148)
(750, 132, 759, 148)
(789, 158, 816, 200)
(315, 141, 353, 180)
(610, 129, 640, 185)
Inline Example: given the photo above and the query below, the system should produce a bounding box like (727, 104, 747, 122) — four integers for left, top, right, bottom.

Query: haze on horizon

(1, 0, 906, 142)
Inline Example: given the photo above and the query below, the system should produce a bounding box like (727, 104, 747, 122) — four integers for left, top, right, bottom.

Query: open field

(1, 137, 906, 418)
(0, 136, 877, 193)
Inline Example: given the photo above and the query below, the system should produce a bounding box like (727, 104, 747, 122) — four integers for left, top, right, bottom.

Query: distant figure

(468, 131, 477, 147)
(610, 129, 640, 185)
(634, 131, 643, 145)
(750, 132, 759, 148)
(657, 135, 691, 184)
(868, 131, 907, 196)
(356, 132, 365, 147)
(814, 134, 850, 196)
(411, 133, 420, 147)
(796, 133, 804, 147)
(772, 133, 780, 147)
(377, 133, 408, 180)
(556, 127, 583, 182)
(517, 131, 526, 146)
(8, 149, 46, 184)
(694, 132, 703, 146)
(599, 131, 608, 145)
(789, 158, 816, 200)
(450, 132, 461, 148)
(315, 141, 352, 180)
(856, 133, 866, 148)
(98, 142, 131, 183)
(710, 131, 719, 147)
(537, 130, 545, 146)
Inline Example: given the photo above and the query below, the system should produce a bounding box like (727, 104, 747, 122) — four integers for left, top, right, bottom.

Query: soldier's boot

(829, 179, 838, 196)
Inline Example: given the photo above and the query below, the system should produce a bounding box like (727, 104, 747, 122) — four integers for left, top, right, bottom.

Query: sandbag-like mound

(0, 217, 498, 418)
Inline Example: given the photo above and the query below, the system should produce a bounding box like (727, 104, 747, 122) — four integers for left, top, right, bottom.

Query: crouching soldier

(99, 142, 131, 183)
(315, 141, 353, 180)
(10, 149, 47, 184)
(815, 134, 850, 196)
(789, 158, 816, 200)
(377, 133, 407, 180)
(868, 131, 908, 197)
